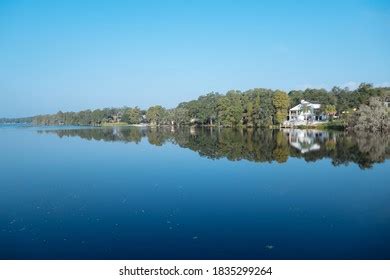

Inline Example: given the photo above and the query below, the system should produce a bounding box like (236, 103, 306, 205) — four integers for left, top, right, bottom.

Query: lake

(0, 125, 389, 259)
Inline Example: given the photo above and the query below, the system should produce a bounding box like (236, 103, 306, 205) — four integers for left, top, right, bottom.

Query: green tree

(272, 90, 289, 125)
(146, 106, 166, 125)
(217, 91, 243, 127)
(172, 107, 190, 126)
(349, 97, 389, 132)
(122, 107, 142, 124)
(288, 90, 304, 107)
(324, 104, 337, 120)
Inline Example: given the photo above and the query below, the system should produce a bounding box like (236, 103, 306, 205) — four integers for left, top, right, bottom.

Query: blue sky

(0, 0, 389, 117)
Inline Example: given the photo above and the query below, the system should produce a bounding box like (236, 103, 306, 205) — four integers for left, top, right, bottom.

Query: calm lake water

(0, 125, 389, 259)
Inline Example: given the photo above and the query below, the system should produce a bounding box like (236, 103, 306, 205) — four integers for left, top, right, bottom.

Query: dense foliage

(349, 96, 390, 132)
(1, 83, 389, 129)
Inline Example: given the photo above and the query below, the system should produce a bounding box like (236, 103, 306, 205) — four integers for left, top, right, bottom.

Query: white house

(287, 100, 327, 124)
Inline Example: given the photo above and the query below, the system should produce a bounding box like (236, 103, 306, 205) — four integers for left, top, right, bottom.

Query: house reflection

(283, 129, 332, 153)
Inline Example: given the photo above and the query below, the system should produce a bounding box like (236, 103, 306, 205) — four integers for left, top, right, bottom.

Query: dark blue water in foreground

(0, 126, 389, 259)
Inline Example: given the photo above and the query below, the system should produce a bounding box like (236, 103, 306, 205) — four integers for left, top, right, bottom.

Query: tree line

(2, 83, 389, 130)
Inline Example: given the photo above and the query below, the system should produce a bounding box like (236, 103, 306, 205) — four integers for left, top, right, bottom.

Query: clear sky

(0, 0, 389, 117)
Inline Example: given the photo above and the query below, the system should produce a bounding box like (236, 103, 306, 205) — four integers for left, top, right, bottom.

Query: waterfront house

(284, 100, 327, 126)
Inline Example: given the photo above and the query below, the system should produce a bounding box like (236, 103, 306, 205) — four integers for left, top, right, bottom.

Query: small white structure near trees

(285, 100, 327, 126)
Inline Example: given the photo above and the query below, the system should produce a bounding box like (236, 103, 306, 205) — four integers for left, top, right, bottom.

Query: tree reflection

(38, 127, 390, 169)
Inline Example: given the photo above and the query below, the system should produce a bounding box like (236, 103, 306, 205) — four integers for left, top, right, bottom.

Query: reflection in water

(39, 127, 390, 169)
(1, 125, 389, 260)
(285, 129, 326, 153)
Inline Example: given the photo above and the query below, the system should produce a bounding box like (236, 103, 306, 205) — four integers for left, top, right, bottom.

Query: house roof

(290, 100, 321, 111)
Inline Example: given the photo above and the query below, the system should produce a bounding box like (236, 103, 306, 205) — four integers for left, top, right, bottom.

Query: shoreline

(1, 122, 348, 131)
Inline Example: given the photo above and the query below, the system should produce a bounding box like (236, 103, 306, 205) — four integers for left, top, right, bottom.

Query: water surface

(0, 126, 389, 259)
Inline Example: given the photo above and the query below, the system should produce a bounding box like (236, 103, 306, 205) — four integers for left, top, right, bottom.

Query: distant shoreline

(1, 83, 388, 133)
(1, 122, 347, 131)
